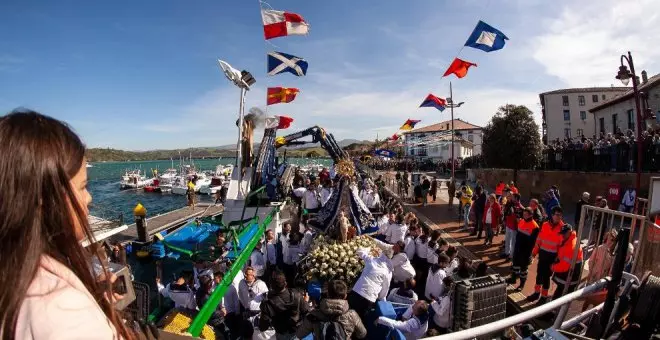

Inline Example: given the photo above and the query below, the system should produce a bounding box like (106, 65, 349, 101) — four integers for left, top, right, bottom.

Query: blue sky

(1, 0, 658, 150)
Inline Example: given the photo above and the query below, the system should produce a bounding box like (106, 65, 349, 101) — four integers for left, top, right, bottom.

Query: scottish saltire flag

(464, 20, 509, 52)
(419, 94, 446, 111)
(267, 51, 308, 77)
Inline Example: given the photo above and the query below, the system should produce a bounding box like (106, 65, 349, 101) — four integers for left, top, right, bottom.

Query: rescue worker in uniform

(527, 206, 564, 304)
(551, 224, 583, 301)
(506, 207, 539, 291)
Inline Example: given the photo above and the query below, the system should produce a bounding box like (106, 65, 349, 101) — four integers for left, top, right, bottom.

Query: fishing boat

(199, 164, 233, 195)
(119, 169, 153, 190)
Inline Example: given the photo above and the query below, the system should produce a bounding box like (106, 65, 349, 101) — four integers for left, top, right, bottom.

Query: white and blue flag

(267, 51, 308, 77)
(464, 20, 508, 52)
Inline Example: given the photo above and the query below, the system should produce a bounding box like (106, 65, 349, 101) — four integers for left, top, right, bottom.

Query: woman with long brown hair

(0, 110, 134, 339)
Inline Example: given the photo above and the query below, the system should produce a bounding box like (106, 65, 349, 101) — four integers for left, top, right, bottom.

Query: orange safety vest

(533, 220, 564, 255)
(517, 219, 539, 236)
(551, 231, 583, 273)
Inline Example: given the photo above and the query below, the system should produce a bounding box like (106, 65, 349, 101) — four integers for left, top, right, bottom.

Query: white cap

(582, 192, 591, 200)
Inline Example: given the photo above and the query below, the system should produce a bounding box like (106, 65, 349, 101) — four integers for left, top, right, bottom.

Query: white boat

(119, 169, 153, 190)
(200, 164, 233, 195)
(158, 168, 178, 183)
(170, 176, 188, 195)
(86, 162, 93, 168)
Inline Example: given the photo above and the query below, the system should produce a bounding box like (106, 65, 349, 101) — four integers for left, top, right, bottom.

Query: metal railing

(427, 279, 609, 340)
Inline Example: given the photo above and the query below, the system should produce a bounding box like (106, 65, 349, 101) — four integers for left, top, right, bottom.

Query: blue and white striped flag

(267, 51, 308, 77)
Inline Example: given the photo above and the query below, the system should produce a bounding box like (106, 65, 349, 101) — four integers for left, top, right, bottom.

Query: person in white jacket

(386, 214, 408, 244)
(377, 300, 429, 340)
(377, 210, 393, 236)
(430, 276, 454, 334)
(238, 267, 268, 317)
(349, 247, 393, 319)
(249, 240, 267, 278)
(156, 271, 197, 310)
(425, 253, 450, 300)
(445, 246, 459, 277)
(391, 241, 416, 286)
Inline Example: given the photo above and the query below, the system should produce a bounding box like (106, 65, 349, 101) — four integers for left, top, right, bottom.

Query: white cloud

(531, 0, 660, 87)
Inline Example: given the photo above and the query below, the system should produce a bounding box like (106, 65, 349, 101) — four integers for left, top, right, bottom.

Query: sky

(1, 0, 658, 150)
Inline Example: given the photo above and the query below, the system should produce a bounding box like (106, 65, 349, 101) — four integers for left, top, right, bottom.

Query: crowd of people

(543, 128, 660, 172)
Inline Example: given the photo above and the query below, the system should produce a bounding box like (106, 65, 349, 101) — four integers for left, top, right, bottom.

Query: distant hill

(86, 139, 375, 162)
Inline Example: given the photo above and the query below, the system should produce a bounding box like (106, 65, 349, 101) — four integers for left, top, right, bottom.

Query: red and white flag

(265, 115, 294, 129)
(261, 9, 309, 40)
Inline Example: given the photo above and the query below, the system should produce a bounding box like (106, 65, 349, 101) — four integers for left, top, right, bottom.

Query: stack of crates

(452, 274, 507, 332)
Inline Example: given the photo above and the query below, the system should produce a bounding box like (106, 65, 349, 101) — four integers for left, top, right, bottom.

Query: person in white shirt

(377, 300, 429, 340)
(301, 223, 314, 253)
(249, 240, 267, 278)
(388, 278, 419, 306)
(277, 223, 291, 268)
(386, 214, 408, 244)
(284, 232, 303, 285)
(293, 182, 321, 212)
(430, 276, 454, 334)
(193, 259, 213, 290)
(264, 229, 277, 269)
(445, 246, 459, 277)
(404, 226, 418, 261)
(377, 210, 392, 236)
(156, 271, 197, 311)
(425, 253, 450, 300)
(238, 267, 269, 317)
(223, 269, 244, 336)
(320, 179, 333, 207)
(360, 184, 380, 210)
(391, 241, 416, 285)
(349, 247, 393, 319)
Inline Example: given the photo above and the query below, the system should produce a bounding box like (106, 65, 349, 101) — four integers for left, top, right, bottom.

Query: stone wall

(468, 168, 660, 206)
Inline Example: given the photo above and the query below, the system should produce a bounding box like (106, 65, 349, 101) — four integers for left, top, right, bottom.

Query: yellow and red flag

(267, 87, 300, 105)
(399, 119, 421, 131)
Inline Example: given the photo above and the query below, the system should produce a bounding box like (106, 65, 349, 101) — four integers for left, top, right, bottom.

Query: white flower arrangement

(301, 235, 378, 286)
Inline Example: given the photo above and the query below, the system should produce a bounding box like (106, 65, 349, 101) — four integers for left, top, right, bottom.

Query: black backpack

(315, 316, 347, 340)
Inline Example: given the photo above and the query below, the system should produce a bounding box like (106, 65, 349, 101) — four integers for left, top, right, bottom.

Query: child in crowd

(377, 300, 429, 340)
(425, 253, 450, 301)
(430, 276, 454, 334)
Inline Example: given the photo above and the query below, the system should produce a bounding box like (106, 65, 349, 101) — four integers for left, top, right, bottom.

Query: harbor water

(87, 157, 332, 223)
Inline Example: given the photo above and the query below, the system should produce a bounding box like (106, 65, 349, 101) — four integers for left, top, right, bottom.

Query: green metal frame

(187, 185, 277, 337)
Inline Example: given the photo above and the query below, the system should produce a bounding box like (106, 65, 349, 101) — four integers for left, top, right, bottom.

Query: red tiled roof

(405, 119, 481, 134)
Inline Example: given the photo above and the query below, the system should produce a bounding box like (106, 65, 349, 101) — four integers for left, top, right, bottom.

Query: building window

(599, 118, 605, 134)
(578, 95, 585, 106)
(592, 94, 598, 103)
(577, 129, 583, 136)
(562, 95, 569, 106)
(564, 128, 571, 138)
(627, 109, 635, 130)
(602, 94, 606, 100)
(563, 110, 570, 121)
(612, 113, 618, 132)
(580, 111, 587, 120)
(467, 135, 474, 142)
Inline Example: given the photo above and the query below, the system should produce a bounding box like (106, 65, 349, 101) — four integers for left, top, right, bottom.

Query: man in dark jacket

(471, 186, 487, 238)
(296, 280, 367, 339)
(259, 271, 310, 339)
(421, 176, 431, 206)
(574, 192, 590, 230)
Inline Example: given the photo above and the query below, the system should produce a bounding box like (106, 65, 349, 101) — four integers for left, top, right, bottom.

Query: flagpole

(450, 81, 455, 180)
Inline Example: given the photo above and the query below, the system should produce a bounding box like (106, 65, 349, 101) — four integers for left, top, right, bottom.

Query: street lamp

(217, 60, 256, 188)
(446, 82, 465, 180)
(615, 51, 649, 201)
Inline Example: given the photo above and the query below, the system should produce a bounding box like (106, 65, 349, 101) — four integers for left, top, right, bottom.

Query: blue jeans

(463, 204, 471, 229)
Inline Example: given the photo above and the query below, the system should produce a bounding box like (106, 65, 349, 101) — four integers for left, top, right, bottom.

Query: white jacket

(404, 236, 416, 259)
(387, 288, 418, 306)
(386, 223, 408, 244)
(224, 270, 244, 314)
(238, 279, 268, 312)
(425, 267, 447, 300)
(249, 249, 267, 277)
(415, 238, 428, 260)
(391, 252, 416, 283)
(157, 282, 197, 310)
(378, 215, 391, 235)
(431, 295, 452, 329)
(377, 306, 428, 340)
(352, 247, 393, 302)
